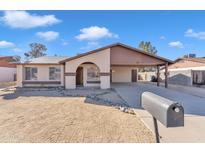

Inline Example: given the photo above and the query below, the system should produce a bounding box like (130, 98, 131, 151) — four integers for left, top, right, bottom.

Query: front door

(131, 69, 137, 82)
(76, 67, 83, 86)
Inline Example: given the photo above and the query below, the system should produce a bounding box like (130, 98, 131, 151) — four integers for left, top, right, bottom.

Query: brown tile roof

(169, 58, 205, 69)
(179, 58, 205, 63)
(0, 56, 17, 68)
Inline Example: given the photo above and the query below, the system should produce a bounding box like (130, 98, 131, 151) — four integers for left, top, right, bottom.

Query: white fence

(0, 67, 16, 82)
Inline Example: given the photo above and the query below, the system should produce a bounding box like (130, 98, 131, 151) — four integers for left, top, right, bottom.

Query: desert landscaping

(0, 89, 154, 143)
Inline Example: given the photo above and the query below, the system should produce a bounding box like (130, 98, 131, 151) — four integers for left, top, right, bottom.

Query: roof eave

(16, 63, 61, 65)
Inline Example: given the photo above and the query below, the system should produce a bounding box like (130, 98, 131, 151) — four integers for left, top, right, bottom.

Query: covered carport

(110, 44, 173, 88)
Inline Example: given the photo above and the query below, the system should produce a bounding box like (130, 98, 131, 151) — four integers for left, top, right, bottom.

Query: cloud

(0, 11, 61, 29)
(12, 48, 23, 52)
(160, 36, 166, 40)
(185, 28, 205, 40)
(0, 40, 15, 48)
(168, 41, 184, 48)
(80, 42, 100, 51)
(61, 39, 69, 46)
(36, 31, 59, 41)
(75, 26, 119, 41)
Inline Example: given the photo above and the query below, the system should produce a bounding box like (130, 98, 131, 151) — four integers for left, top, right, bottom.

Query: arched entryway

(76, 62, 100, 87)
(76, 66, 83, 86)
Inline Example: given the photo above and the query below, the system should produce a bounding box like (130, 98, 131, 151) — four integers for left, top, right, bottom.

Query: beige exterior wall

(60, 65, 64, 86)
(37, 66, 49, 81)
(65, 48, 110, 89)
(65, 76, 76, 89)
(17, 64, 64, 87)
(110, 46, 165, 66)
(111, 66, 138, 82)
(65, 48, 110, 72)
(17, 65, 23, 87)
(100, 76, 110, 88)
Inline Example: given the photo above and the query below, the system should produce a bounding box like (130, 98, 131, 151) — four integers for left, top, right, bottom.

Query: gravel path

(0, 90, 154, 143)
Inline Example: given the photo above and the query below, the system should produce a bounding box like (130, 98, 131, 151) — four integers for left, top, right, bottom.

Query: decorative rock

(128, 109, 136, 115)
(117, 106, 136, 115)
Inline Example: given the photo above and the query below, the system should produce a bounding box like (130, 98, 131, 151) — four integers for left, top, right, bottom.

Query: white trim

(169, 66, 205, 71)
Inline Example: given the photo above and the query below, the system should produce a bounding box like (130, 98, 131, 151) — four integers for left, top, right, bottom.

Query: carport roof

(59, 43, 173, 64)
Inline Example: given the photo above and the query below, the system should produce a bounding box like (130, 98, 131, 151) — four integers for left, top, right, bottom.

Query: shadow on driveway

(112, 83, 205, 116)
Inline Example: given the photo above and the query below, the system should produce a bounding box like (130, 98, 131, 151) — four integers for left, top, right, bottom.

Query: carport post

(165, 62, 168, 88)
(157, 65, 160, 87)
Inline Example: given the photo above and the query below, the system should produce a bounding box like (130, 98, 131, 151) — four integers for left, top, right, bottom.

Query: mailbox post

(141, 92, 184, 143)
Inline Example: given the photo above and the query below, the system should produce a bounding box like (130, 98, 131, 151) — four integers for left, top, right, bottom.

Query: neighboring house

(16, 43, 172, 89)
(0, 56, 17, 82)
(164, 58, 205, 86)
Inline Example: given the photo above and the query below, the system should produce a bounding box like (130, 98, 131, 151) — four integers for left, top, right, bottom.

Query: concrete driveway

(112, 82, 205, 142)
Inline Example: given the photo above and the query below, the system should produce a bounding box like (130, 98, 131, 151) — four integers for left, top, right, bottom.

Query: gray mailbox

(141, 92, 184, 143)
(141, 92, 184, 127)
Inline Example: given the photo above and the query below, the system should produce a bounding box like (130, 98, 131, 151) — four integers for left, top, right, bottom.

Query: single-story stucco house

(162, 58, 205, 86)
(16, 43, 172, 89)
(0, 56, 17, 82)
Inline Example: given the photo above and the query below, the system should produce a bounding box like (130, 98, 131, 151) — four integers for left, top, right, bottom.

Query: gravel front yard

(0, 90, 154, 143)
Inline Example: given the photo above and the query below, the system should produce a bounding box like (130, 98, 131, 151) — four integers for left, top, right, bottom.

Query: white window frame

(49, 67, 61, 81)
(25, 67, 38, 81)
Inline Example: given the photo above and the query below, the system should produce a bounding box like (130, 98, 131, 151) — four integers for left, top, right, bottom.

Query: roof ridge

(59, 42, 173, 64)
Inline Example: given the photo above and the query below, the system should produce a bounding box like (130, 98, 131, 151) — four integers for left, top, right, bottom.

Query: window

(87, 66, 100, 83)
(25, 67, 37, 80)
(49, 67, 61, 80)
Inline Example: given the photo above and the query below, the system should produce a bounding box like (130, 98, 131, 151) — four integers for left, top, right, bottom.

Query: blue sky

(0, 10, 205, 60)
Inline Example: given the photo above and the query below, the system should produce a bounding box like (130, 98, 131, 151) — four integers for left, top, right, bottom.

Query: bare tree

(11, 55, 21, 62)
(24, 43, 47, 60)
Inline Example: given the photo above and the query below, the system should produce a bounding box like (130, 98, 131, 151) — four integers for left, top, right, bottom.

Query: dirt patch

(2, 88, 129, 107)
(0, 90, 154, 143)
(0, 82, 16, 89)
